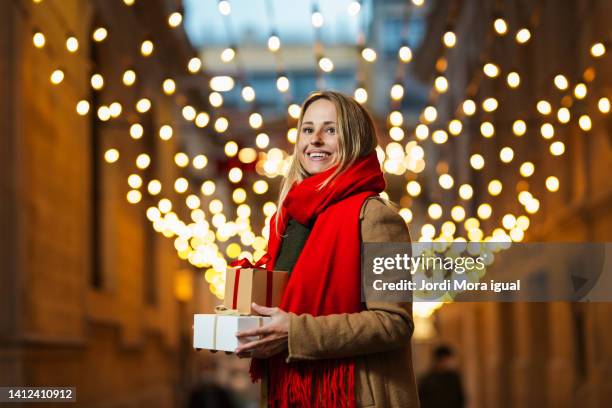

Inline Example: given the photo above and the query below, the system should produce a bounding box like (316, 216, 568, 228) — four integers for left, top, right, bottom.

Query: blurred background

(0, 0, 610, 407)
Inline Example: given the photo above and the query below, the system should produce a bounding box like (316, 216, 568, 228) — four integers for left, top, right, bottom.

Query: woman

(235, 91, 419, 408)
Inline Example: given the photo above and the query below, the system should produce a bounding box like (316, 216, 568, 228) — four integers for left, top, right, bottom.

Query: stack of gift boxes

(193, 262, 288, 352)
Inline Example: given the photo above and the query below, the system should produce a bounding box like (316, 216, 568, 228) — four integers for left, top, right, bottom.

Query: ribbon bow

(229, 253, 270, 270)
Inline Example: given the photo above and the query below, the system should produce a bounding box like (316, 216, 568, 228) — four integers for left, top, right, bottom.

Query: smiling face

(297, 98, 340, 176)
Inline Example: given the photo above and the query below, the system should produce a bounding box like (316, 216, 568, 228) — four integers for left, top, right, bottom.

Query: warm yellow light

(232, 188, 247, 204)
(578, 115, 592, 131)
(406, 181, 421, 197)
(127, 190, 142, 204)
(536, 100, 552, 115)
(448, 119, 462, 136)
(483, 63, 499, 77)
(276, 76, 289, 92)
(590, 42, 606, 57)
(225, 141, 238, 157)
(228, 167, 243, 183)
(186, 195, 200, 210)
(136, 98, 151, 113)
(180, 106, 195, 122)
(434, 76, 448, 93)
(432, 130, 448, 144)
(188, 155, 206, 171)
(123, 0, 135, 5)
(174, 177, 188, 193)
(159, 125, 173, 140)
(354, 87, 368, 103)
(540, 123, 555, 139)
(554, 74, 568, 90)
(500, 147, 514, 163)
(97, 106, 111, 121)
(598, 97, 610, 113)
(459, 184, 473, 200)
(122, 69, 136, 86)
(91, 74, 104, 90)
(209, 92, 223, 107)
(195, 112, 210, 128)
(174, 152, 189, 168)
(488, 179, 503, 196)
(477, 203, 492, 220)
(241, 86, 255, 102)
(66, 36, 79, 52)
(215, 117, 229, 133)
(256, 133, 270, 149)
(574, 83, 587, 99)
(50, 69, 64, 85)
(92, 27, 108, 42)
(470, 154, 485, 170)
(140, 40, 154, 56)
(525, 198, 540, 214)
(546, 176, 560, 192)
(109, 102, 122, 118)
(127, 174, 142, 189)
(390, 84, 404, 100)
(512, 120, 526, 136)
(423, 106, 437, 122)
(507, 71, 520, 88)
(398, 46, 412, 62)
(480, 121, 495, 138)
(187, 57, 202, 73)
(147, 180, 161, 195)
(163, 79, 176, 95)
(493, 18, 508, 35)
(447, 207, 464, 224)
(421, 224, 436, 239)
(443, 31, 456, 48)
(201, 180, 215, 196)
(136, 154, 150, 169)
(550, 141, 565, 156)
(389, 127, 404, 141)
(249, 112, 263, 129)
(168, 12, 183, 28)
(253, 180, 269, 194)
(428, 204, 443, 220)
(104, 149, 119, 163)
(439, 174, 454, 189)
(318, 57, 334, 72)
(462, 99, 476, 116)
(76, 100, 90, 116)
(520, 162, 534, 177)
(399, 208, 413, 223)
(221, 47, 235, 62)
(502, 214, 516, 230)
(287, 128, 298, 143)
(557, 107, 571, 123)
(482, 97, 498, 112)
(515, 28, 531, 43)
(361, 47, 377, 62)
(415, 124, 429, 140)
(130, 123, 144, 139)
(33, 32, 46, 48)
(159, 198, 172, 214)
(389, 111, 403, 127)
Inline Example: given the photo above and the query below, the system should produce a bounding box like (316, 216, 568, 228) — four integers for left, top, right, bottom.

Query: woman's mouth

(306, 151, 331, 161)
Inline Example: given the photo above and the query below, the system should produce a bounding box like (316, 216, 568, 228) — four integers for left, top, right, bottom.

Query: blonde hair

(275, 91, 379, 231)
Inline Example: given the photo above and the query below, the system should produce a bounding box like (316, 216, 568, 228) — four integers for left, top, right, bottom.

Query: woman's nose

(310, 128, 324, 145)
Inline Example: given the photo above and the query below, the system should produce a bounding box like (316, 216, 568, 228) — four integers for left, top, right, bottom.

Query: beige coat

(262, 197, 420, 407)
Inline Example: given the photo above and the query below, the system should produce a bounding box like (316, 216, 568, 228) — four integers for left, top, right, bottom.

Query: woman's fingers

(235, 334, 285, 354)
(251, 302, 278, 316)
(236, 325, 276, 338)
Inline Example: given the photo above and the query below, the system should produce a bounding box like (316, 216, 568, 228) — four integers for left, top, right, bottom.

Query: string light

(354, 87, 368, 103)
(195, 112, 210, 128)
(136, 98, 151, 113)
(141, 40, 154, 56)
(398, 46, 412, 62)
(91, 74, 104, 90)
(499, 147, 514, 163)
(480, 121, 495, 138)
(520, 162, 535, 177)
(462, 99, 476, 116)
(66, 36, 79, 52)
(159, 125, 173, 140)
(482, 97, 498, 112)
(187, 57, 202, 73)
(513, 120, 526, 136)
(215, 117, 229, 133)
(318, 57, 334, 72)
(434, 76, 448, 93)
(599, 97, 610, 113)
(242, 86, 256, 102)
(536, 100, 552, 115)
(268, 35, 281, 52)
(182, 106, 196, 121)
(168, 12, 183, 28)
(590, 42, 606, 57)
(515, 28, 531, 43)
(347, 1, 361, 16)
(550, 141, 565, 156)
(540, 123, 555, 139)
(546, 176, 560, 192)
(92, 27, 108, 42)
(483, 63, 500, 77)
(276, 75, 289, 92)
(209, 92, 223, 107)
(33, 31, 46, 48)
(493, 18, 508, 35)
(104, 149, 119, 163)
(123, 69, 136, 86)
(50, 69, 64, 85)
(557, 108, 571, 123)
(361, 48, 377, 62)
(554, 74, 568, 90)
(311, 11, 324, 28)
(574, 83, 587, 99)
(507, 72, 520, 88)
(578, 115, 592, 131)
(488, 180, 502, 196)
(459, 184, 473, 200)
(76, 100, 90, 116)
(443, 31, 456, 48)
(218, 0, 231, 15)
(470, 154, 485, 170)
(163, 79, 176, 95)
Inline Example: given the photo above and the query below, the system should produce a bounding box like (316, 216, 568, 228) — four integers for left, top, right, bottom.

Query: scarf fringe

(250, 355, 355, 408)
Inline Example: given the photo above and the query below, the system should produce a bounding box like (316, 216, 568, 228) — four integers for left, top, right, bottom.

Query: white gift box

(193, 314, 272, 352)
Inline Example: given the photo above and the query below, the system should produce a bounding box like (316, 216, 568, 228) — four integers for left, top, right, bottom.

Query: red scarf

(250, 152, 386, 407)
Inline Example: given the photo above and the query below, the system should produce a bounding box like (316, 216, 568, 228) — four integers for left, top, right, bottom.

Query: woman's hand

(235, 303, 289, 359)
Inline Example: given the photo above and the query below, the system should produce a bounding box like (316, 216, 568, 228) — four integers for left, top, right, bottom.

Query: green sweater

(273, 219, 311, 275)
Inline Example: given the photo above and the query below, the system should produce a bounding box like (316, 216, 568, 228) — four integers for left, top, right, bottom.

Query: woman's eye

(302, 127, 313, 133)
(326, 127, 336, 134)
